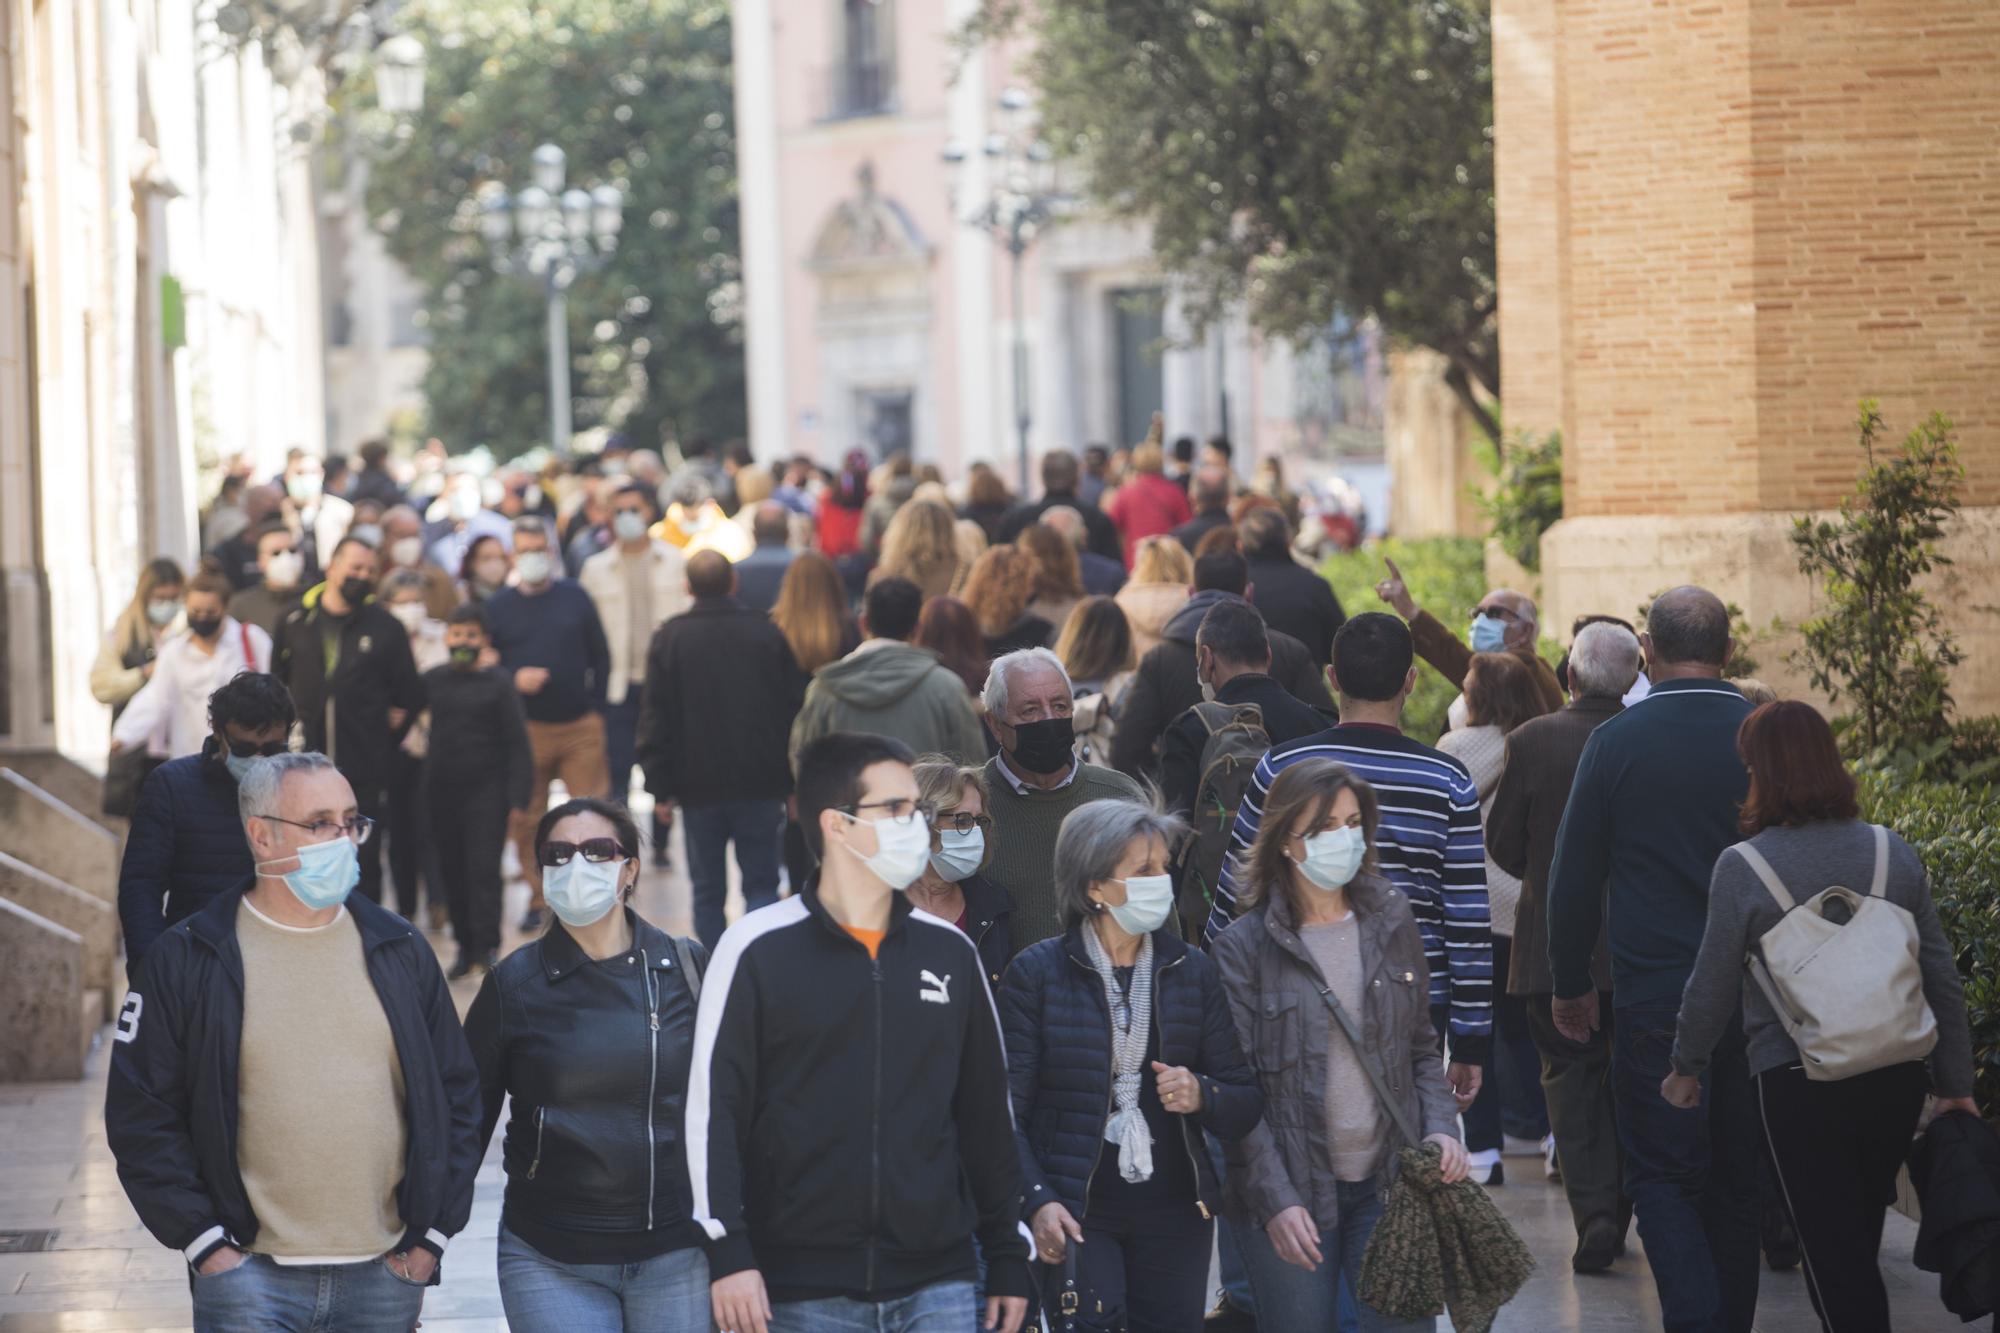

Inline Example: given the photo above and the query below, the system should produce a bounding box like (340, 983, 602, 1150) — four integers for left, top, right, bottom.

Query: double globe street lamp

(474, 145, 623, 456)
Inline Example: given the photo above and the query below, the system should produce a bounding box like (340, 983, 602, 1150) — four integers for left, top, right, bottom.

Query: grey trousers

(1526, 991, 1625, 1236)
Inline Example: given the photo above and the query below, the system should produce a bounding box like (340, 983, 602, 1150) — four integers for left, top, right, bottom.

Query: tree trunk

(1442, 356, 1502, 445)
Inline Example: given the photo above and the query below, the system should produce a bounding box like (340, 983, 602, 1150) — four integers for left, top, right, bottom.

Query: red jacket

(1106, 474, 1193, 565)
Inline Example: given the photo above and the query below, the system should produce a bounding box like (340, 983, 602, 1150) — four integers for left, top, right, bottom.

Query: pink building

(730, 0, 1340, 483)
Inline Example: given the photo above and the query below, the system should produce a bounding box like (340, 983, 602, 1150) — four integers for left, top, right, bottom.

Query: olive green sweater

(980, 758, 1146, 949)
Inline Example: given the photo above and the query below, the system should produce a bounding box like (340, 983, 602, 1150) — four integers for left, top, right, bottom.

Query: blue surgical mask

(930, 827, 985, 883)
(1469, 613, 1509, 654)
(259, 833, 359, 911)
(545, 857, 624, 928)
(1104, 873, 1174, 936)
(224, 751, 259, 783)
(1297, 826, 1366, 892)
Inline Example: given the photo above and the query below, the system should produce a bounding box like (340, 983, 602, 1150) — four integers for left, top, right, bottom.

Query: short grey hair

(382, 568, 428, 599)
(1041, 505, 1087, 550)
(1570, 621, 1641, 699)
(981, 647, 1072, 722)
(237, 751, 340, 826)
(511, 515, 554, 547)
(1052, 799, 1189, 927)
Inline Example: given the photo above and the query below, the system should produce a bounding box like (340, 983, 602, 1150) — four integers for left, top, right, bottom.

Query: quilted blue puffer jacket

(117, 739, 253, 968)
(998, 921, 1263, 1223)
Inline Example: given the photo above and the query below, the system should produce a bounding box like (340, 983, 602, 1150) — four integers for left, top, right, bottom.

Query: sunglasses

(226, 738, 290, 759)
(539, 838, 632, 868)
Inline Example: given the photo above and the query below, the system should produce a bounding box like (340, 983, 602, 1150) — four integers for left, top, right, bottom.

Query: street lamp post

(474, 145, 623, 456)
(944, 88, 1067, 498)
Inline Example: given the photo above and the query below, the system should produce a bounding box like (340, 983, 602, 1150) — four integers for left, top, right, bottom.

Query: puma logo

(919, 970, 951, 1005)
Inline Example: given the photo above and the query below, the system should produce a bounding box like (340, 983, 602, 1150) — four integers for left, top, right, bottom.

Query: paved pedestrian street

(0, 819, 1965, 1332)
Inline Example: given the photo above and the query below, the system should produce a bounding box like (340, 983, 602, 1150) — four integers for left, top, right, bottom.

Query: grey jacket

(1671, 819, 1975, 1096)
(1211, 872, 1460, 1231)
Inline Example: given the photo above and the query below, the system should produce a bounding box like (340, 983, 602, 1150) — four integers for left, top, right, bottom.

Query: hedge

(1321, 537, 1489, 744)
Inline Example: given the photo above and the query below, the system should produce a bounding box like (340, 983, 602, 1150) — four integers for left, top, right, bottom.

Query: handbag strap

(672, 936, 703, 1002)
(1313, 983, 1423, 1148)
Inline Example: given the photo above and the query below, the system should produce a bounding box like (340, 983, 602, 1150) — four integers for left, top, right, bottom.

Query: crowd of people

(98, 430, 1979, 1333)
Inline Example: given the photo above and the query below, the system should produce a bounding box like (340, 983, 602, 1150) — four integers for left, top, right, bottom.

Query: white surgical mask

(146, 598, 182, 627)
(1297, 826, 1366, 892)
(389, 536, 424, 568)
(612, 511, 650, 543)
(840, 811, 932, 891)
(545, 857, 623, 928)
(349, 523, 383, 549)
(514, 551, 553, 586)
(1104, 873, 1174, 936)
(286, 471, 323, 503)
(930, 827, 985, 883)
(388, 602, 425, 631)
(448, 485, 481, 521)
(264, 551, 303, 590)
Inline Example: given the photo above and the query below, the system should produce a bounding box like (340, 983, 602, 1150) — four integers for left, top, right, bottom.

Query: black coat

(272, 589, 424, 804)
(1000, 924, 1262, 1223)
(420, 665, 533, 807)
(994, 492, 1123, 564)
(1158, 673, 1332, 820)
(1910, 1108, 2000, 1317)
(1111, 591, 1335, 780)
(958, 874, 1016, 989)
(104, 884, 482, 1272)
(117, 741, 254, 967)
(1244, 555, 1347, 667)
(464, 910, 707, 1261)
(637, 596, 806, 804)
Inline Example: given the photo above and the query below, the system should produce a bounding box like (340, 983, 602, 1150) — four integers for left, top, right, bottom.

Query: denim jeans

(682, 798, 784, 949)
(1237, 1178, 1432, 1333)
(1463, 937, 1551, 1151)
(1613, 999, 1761, 1333)
(601, 693, 643, 808)
(496, 1226, 709, 1332)
(189, 1252, 425, 1332)
(769, 1279, 980, 1332)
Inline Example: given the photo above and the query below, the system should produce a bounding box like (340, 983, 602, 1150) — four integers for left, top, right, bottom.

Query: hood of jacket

(815, 640, 949, 708)
(1162, 588, 1246, 646)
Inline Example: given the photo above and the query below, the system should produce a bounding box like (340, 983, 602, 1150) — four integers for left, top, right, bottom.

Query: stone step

(0, 769, 119, 905)
(0, 895, 85, 1081)
(81, 987, 105, 1066)
(0, 852, 117, 1007)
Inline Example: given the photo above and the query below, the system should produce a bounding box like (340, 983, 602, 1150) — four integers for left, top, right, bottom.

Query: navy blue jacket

(117, 740, 252, 968)
(485, 579, 612, 724)
(999, 923, 1262, 1223)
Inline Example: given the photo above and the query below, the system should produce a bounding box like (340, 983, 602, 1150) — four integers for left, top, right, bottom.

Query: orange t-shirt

(844, 925, 886, 960)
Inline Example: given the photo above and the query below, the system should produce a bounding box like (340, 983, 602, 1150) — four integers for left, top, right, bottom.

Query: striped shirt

(1206, 723, 1493, 1047)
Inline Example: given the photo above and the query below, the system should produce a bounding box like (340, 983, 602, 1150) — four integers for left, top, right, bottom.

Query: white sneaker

(1544, 1134, 1562, 1181)
(1467, 1148, 1503, 1185)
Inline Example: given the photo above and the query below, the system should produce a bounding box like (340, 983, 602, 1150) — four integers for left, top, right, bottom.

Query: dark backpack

(1180, 701, 1269, 936)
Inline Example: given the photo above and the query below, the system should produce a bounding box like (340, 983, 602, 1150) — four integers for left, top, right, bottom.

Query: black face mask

(339, 577, 374, 608)
(448, 645, 480, 671)
(1006, 716, 1076, 775)
(186, 615, 223, 640)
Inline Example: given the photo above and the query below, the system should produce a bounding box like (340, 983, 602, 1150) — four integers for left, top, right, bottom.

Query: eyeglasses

(225, 739, 290, 759)
(935, 811, 993, 836)
(540, 838, 632, 867)
(261, 815, 375, 844)
(841, 799, 936, 827)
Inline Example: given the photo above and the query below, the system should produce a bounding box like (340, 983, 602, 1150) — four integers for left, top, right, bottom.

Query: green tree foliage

(362, 0, 745, 459)
(966, 0, 1498, 438)
(1321, 537, 1488, 744)
(1790, 402, 1964, 755)
(1474, 429, 1562, 572)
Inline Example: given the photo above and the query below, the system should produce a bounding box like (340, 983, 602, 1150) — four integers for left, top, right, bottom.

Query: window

(828, 0, 895, 119)
(857, 388, 913, 460)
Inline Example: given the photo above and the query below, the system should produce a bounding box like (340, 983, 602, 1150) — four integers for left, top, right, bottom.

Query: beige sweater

(1436, 724, 1525, 937)
(236, 899, 408, 1262)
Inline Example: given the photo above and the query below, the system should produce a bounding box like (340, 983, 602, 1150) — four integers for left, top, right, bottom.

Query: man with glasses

(690, 732, 1031, 1333)
(637, 550, 805, 950)
(107, 751, 482, 1332)
(118, 672, 297, 970)
(1373, 556, 1565, 716)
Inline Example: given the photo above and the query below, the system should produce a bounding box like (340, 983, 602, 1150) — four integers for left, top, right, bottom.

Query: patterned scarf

(1083, 924, 1155, 1183)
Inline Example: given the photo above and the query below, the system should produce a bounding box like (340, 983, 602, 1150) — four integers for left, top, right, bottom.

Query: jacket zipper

(1153, 954, 1210, 1219)
(867, 954, 883, 1291)
(527, 1106, 546, 1179)
(643, 949, 660, 1231)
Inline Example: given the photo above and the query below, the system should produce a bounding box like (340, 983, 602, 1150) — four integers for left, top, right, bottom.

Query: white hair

(1570, 621, 1641, 698)
(982, 647, 1073, 722)
(237, 751, 340, 826)
(1041, 505, 1087, 550)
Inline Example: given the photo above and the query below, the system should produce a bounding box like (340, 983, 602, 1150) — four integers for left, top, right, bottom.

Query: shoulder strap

(1729, 842, 1796, 913)
(1869, 823, 1889, 898)
(239, 620, 255, 668)
(673, 936, 703, 1001)
(1313, 984, 1422, 1147)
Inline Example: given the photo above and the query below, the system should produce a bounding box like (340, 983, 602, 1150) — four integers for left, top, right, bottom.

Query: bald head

(1192, 467, 1230, 513)
(686, 549, 735, 600)
(1645, 585, 1732, 672)
(1042, 505, 1087, 550)
(243, 484, 282, 523)
(382, 505, 423, 540)
(751, 501, 790, 548)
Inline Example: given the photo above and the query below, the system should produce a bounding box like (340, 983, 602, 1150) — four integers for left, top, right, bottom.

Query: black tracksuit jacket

(686, 883, 1033, 1302)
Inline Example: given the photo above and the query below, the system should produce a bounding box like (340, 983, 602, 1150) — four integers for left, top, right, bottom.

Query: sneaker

(1468, 1149, 1504, 1187)
(1544, 1133, 1562, 1181)
(1572, 1216, 1621, 1274)
(1204, 1297, 1256, 1333)
(518, 906, 546, 933)
(1502, 1132, 1546, 1157)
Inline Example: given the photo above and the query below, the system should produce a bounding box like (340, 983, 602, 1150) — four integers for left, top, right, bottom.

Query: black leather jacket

(465, 909, 707, 1262)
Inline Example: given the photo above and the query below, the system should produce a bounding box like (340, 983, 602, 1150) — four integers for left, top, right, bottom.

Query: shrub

(1859, 773, 2000, 1108)
(1321, 537, 1488, 744)
(1474, 428, 1564, 573)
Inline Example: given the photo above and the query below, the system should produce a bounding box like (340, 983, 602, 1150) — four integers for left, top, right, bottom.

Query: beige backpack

(1732, 824, 1937, 1082)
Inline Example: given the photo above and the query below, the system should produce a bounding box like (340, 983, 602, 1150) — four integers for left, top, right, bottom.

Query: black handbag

(1041, 1237, 1123, 1332)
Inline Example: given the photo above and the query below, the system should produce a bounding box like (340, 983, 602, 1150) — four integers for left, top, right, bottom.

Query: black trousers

(430, 778, 510, 957)
(385, 750, 428, 918)
(1526, 991, 1624, 1237)
(1756, 1060, 1928, 1332)
(1051, 1197, 1212, 1333)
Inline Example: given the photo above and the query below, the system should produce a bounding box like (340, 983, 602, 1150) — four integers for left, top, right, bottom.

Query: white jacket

(111, 617, 273, 759)
(579, 540, 690, 705)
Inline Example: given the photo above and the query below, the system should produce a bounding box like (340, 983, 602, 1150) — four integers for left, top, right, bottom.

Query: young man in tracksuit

(688, 732, 1032, 1333)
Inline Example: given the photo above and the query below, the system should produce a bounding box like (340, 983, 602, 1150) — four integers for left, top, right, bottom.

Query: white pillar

(731, 0, 788, 462)
(945, 0, 993, 476)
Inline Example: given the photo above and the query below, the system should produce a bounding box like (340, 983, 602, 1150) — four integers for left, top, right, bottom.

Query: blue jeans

(1613, 999, 1761, 1333)
(1464, 937, 1550, 1151)
(1237, 1178, 1431, 1333)
(189, 1252, 425, 1332)
(682, 798, 784, 949)
(769, 1279, 979, 1332)
(497, 1226, 709, 1331)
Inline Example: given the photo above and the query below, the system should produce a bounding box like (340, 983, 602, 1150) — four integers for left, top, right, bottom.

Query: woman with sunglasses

(910, 757, 1016, 987)
(463, 798, 710, 1331)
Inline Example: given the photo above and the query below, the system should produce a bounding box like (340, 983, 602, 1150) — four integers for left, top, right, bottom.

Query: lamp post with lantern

(472, 145, 623, 456)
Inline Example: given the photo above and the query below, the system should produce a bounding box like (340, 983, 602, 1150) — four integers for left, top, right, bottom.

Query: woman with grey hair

(997, 799, 1263, 1331)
